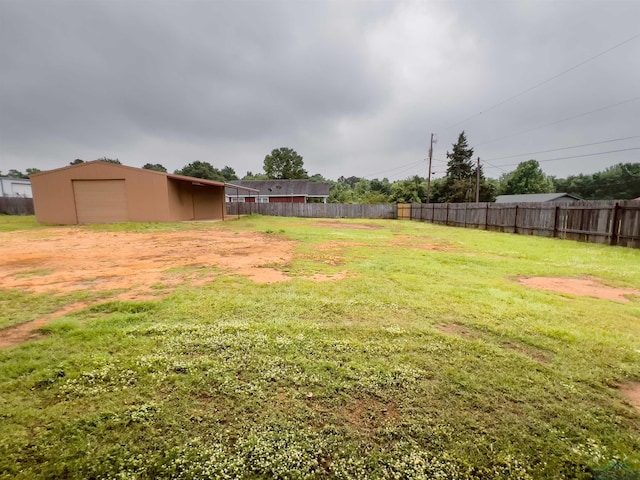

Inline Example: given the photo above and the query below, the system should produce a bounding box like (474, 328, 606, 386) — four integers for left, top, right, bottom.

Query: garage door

(73, 180, 128, 223)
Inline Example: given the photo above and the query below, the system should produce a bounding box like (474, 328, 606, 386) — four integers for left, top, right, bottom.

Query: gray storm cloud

(1, 0, 638, 179)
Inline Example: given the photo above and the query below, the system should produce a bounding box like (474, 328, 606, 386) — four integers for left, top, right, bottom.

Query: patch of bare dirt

(0, 227, 351, 348)
(310, 221, 382, 230)
(308, 271, 349, 282)
(517, 276, 640, 303)
(0, 302, 89, 348)
(343, 398, 400, 431)
(501, 342, 552, 364)
(437, 323, 479, 338)
(391, 241, 449, 251)
(620, 382, 640, 414)
(392, 235, 450, 251)
(0, 229, 299, 298)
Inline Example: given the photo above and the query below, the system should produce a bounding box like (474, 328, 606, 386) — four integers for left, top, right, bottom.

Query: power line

(442, 31, 640, 131)
(483, 147, 640, 170)
(386, 163, 428, 181)
(362, 159, 424, 179)
(482, 160, 510, 174)
(483, 135, 640, 161)
(475, 96, 640, 147)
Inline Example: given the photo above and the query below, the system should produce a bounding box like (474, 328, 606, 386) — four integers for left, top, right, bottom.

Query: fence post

(610, 203, 621, 246)
(445, 203, 449, 226)
(485, 203, 489, 230)
(514, 205, 519, 234)
(463, 203, 467, 228)
(553, 205, 560, 238)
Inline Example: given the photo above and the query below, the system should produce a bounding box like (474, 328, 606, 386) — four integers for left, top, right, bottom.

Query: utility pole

(475, 157, 481, 203)
(426, 133, 434, 204)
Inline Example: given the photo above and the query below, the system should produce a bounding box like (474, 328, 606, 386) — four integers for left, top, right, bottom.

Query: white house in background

(495, 193, 581, 203)
(0, 177, 33, 198)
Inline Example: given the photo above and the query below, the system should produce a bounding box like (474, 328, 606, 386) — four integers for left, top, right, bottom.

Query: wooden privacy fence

(0, 197, 34, 215)
(226, 201, 640, 248)
(227, 202, 397, 219)
(406, 201, 640, 248)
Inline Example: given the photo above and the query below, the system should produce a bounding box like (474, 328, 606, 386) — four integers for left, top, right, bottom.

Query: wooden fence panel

(617, 202, 640, 248)
(227, 200, 639, 248)
(410, 200, 639, 248)
(226, 202, 397, 219)
(0, 197, 34, 215)
(398, 204, 411, 220)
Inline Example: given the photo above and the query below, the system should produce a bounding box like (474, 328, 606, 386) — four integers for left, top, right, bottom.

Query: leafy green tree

(389, 176, 426, 204)
(552, 163, 640, 200)
(243, 171, 269, 180)
(175, 162, 238, 182)
(328, 182, 355, 203)
(142, 163, 167, 173)
(353, 180, 371, 199)
(360, 192, 390, 204)
(499, 160, 553, 195)
(308, 173, 328, 183)
(475, 163, 498, 202)
(442, 132, 476, 202)
(7, 169, 27, 178)
(479, 178, 499, 202)
(263, 148, 308, 179)
(370, 178, 392, 197)
(428, 177, 448, 203)
(175, 161, 225, 182)
(97, 157, 121, 164)
(220, 166, 239, 181)
(337, 176, 361, 188)
(26, 168, 41, 176)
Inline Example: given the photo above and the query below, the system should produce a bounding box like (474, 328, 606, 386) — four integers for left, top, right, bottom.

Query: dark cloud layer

(1, 0, 638, 180)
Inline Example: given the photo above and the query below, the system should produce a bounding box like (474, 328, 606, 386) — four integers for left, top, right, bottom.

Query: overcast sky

(1, 0, 638, 181)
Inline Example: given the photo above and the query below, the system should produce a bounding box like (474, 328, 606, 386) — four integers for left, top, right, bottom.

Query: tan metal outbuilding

(30, 161, 230, 224)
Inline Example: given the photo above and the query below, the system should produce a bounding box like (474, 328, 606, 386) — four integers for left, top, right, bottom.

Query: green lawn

(1, 215, 639, 479)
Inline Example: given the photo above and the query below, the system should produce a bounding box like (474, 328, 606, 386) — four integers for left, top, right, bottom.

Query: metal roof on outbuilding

(495, 193, 582, 203)
(224, 179, 330, 197)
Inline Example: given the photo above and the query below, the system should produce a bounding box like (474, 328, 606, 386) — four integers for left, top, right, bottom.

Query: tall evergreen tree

(442, 132, 475, 202)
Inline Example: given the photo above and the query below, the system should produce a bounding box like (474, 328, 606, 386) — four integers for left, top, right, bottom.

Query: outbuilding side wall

(31, 172, 78, 224)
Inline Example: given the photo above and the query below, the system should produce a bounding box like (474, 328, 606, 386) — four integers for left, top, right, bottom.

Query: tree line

(3, 137, 638, 202)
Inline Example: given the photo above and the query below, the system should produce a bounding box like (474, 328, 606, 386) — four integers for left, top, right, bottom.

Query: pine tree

(442, 132, 475, 202)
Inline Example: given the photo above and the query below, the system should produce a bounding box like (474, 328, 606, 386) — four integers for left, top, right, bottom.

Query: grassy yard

(0, 215, 639, 479)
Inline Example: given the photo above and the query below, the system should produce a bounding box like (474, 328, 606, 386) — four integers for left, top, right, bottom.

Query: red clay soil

(620, 382, 640, 414)
(0, 227, 345, 348)
(517, 276, 640, 303)
(0, 228, 300, 295)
